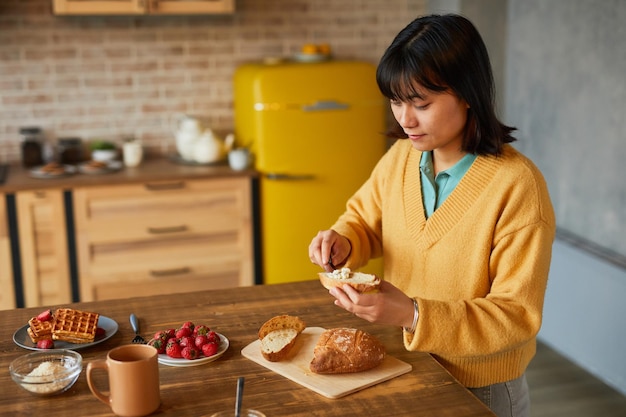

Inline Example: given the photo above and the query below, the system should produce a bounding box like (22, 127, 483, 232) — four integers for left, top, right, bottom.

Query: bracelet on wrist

(403, 298, 419, 334)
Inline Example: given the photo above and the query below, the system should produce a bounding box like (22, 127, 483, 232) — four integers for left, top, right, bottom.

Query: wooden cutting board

(241, 327, 412, 399)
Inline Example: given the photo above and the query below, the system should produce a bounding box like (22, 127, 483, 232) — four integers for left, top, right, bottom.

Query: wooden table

(0, 280, 495, 416)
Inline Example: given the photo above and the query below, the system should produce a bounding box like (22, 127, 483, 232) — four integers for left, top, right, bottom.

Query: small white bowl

(10, 349, 83, 396)
(92, 149, 118, 162)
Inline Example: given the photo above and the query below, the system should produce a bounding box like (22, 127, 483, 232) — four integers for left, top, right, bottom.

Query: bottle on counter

(20, 126, 44, 167)
(58, 137, 84, 164)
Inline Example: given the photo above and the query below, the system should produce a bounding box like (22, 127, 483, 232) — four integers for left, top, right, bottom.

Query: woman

(308, 14, 555, 417)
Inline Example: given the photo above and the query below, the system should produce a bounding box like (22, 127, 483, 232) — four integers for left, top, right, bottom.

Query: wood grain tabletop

(0, 280, 495, 416)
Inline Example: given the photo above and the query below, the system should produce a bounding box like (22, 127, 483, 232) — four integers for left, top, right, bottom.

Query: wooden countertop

(0, 158, 257, 193)
(0, 280, 495, 417)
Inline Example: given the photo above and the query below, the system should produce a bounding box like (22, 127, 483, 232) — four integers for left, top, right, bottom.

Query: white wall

(505, 0, 626, 395)
(541, 240, 626, 394)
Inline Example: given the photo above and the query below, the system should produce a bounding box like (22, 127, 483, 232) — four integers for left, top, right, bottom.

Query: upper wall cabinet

(52, 0, 235, 15)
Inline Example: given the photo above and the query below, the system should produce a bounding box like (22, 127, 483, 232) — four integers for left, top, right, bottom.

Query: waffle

(27, 317, 53, 343)
(51, 308, 100, 344)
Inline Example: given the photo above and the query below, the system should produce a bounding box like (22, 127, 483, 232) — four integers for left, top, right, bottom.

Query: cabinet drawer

(93, 270, 239, 301)
(82, 235, 244, 282)
(74, 177, 254, 301)
(74, 179, 245, 238)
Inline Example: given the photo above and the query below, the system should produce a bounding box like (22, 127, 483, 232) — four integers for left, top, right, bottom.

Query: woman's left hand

(329, 280, 415, 329)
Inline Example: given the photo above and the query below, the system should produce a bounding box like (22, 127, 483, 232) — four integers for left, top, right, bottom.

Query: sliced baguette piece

(260, 328, 301, 362)
(258, 315, 306, 362)
(318, 268, 381, 293)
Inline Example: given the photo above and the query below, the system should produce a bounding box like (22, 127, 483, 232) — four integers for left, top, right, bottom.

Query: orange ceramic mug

(86, 344, 160, 417)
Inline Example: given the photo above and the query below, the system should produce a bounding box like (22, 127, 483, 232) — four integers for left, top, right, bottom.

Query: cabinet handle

(302, 100, 350, 112)
(147, 225, 188, 234)
(144, 181, 185, 191)
(266, 173, 316, 181)
(150, 267, 191, 277)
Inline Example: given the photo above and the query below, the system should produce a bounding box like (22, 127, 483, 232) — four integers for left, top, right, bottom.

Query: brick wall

(0, 0, 425, 163)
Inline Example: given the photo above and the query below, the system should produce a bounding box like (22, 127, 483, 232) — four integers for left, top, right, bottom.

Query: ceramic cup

(228, 148, 250, 171)
(123, 141, 143, 168)
(86, 344, 160, 417)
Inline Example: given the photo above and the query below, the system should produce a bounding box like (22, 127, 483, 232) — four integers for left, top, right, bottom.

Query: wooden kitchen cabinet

(15, 189, 72, 308)
(73, 177, 254, 301)
(1, 194, 16, 310)
(52, 0, 235, 15)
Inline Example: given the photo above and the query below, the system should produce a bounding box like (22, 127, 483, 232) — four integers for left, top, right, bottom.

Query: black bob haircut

(376, 14, 516, 156)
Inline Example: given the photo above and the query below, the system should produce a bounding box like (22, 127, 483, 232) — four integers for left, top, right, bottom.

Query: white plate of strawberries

(148, 321, 229, 367)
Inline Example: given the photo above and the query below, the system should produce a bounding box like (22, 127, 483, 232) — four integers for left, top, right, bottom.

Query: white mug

(228, 148, 250, 171)
(123, 141, 143, 168)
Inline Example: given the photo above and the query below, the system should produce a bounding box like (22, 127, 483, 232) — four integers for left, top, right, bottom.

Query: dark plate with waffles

(13, 316, 119, 351)
(29, 163, 77, 179)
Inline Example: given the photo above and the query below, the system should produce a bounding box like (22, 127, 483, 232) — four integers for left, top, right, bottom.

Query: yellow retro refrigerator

(234, 60, 386, 284)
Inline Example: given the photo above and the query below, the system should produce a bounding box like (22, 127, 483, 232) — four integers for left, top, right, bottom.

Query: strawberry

(194, 335, 208, 349)
(181, 321, 195, 332)
(165, 339, 182, 358)
(37, 339, 54, 349)
(193, 324, 210, 336)
(164, 328, 176, 339)
(202, 342, 218, 357)
(206, 331, 220, 345)
(36, 309, 53, 322)
(96, 327, 106, 337)
(178, 336, 195, 348)
(181, 346, 199, 360)
(153, 330, 170, 341)
(175, 327, 192, 339)
(148, 337, 166, 354)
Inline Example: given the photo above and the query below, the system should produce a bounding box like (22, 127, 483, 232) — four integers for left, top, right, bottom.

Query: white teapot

(193, 131, 235, 164)
(172, 114, 203, 161)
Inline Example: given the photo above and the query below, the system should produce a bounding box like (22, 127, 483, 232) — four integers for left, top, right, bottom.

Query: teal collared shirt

(420, 151, 477, 218)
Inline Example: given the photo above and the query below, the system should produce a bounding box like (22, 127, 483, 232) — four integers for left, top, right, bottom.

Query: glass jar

(58, 137, 84, 164)
(20, 126, 44, 167)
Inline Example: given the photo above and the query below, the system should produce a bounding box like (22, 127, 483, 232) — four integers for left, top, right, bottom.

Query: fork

(129, 313, 146, 344)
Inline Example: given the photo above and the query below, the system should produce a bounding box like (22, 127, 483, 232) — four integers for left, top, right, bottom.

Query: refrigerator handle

(266, 173, 316, 181)
(302, 100, 349, 112)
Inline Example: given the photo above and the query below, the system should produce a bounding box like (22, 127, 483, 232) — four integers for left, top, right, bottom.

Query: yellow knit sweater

(332, 140, 556, 387)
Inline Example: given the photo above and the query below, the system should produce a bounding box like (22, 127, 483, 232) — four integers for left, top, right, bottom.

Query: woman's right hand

(308, 230, 351, 272)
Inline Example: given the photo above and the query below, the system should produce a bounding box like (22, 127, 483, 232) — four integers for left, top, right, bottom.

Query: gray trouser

(468, 374, 530, 417)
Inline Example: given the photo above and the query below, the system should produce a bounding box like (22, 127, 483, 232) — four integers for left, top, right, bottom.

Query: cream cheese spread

(329, 267, 352, 279)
